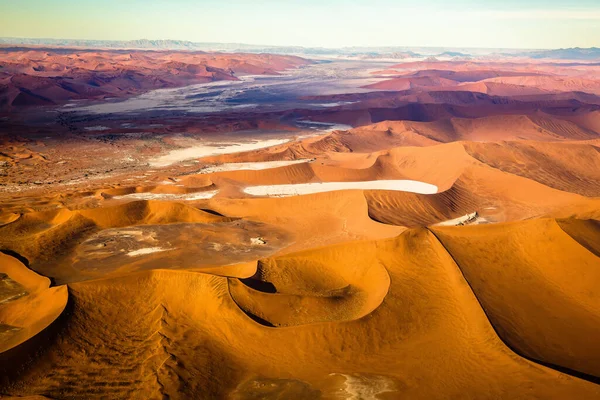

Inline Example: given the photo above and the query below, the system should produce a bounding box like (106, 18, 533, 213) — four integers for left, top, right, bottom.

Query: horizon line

(2, 36, 599, 52)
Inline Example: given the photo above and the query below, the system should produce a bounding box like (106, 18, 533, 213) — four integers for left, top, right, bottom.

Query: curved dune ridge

(432, 219, 600, 380)
(0, 253, 68, 354)
(0, 213, 20, 227)
(229, 242, 391, 327)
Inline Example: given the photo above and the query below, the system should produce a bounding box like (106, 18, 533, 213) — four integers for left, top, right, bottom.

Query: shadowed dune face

(365, 184, 484, 227)
(0, 253, 67, 354)
(2, 50, 600, 398)
(432, 219, 600, 380)
(229, 243, 391, 327)
(557, 218, 600, 257)
(462, 141, 600, 196)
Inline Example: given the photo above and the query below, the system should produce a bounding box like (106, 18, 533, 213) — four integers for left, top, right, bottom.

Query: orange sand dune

(359, 142, 597, 225)
(555, 110, 600, 133)
(368, 62, 600, 97)
(398, 69, 544, 82)
(208, 190, 404, 254)
(395, 114, 599, 142)
(229, 244, 391, 326)
(482, 75, 600, 95)
(557, 218, 600, 257)
(0, 253, 67, 353)
(450, 81, 554, 96)
(463, 140, 600, 196)
(363, 75, 459, 90)
(2, 228, 600, 398)
(0, 48, 310, 109)
(433, 218, 600, 379)
(0, 201, 230, 282)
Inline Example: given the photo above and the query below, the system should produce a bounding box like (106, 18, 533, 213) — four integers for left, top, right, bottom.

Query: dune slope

(433, 218, 600, 380)
(3, 229, 600, 399)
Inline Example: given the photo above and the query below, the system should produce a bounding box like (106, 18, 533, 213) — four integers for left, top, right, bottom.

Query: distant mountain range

(1, 37, 599, 61)
(520, 47, 600, 60)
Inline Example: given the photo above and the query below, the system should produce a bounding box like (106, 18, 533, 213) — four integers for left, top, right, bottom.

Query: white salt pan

(113, 190, 218, 201)
(127, 247, 171, 257)
(150, 139, 290, 167)
(330, 373, 396, 400)
(243, 180, 438, 197)
(199, 159, 311, 173)
(435, 212, 487, 226)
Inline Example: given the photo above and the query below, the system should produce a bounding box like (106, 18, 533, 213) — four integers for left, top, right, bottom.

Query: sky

(0, 0, 599, 49)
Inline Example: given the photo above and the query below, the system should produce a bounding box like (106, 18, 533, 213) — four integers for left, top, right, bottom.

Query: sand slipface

(432, 219, 600, 379)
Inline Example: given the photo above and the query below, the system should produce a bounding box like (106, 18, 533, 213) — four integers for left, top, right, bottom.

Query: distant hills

(521, 47, 600, 60)
(0, 38, 208, 51)
(1, 37, 599, 61)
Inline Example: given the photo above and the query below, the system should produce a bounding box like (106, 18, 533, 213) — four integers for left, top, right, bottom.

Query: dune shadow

(0, 250, 30, 267)
(199, 208, 227, 217)
(0, 289, 74, 389)
(238, 277, 277, 293)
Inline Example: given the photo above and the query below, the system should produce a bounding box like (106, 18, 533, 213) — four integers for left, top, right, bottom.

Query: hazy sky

(1, 0, 599, 49)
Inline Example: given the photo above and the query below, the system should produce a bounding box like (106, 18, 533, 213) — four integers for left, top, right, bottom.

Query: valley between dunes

(1, 54, 600, 399)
